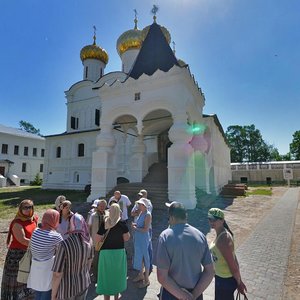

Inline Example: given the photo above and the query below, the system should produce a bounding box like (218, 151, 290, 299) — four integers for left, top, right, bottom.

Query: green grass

(246, 188, 272, 196)
(0, 186, 87, 219)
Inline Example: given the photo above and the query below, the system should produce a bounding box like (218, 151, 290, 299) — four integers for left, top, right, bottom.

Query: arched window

(56, 146, 61, 158)
(78, 143, 84, 157)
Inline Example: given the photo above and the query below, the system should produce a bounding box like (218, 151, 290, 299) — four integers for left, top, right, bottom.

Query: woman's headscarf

(41, 209, 60, 231)
(68, 213, 90, 242)
(104, 203, 121, 230)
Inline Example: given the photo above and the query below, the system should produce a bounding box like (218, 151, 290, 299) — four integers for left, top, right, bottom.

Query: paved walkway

(89, 187, 299, 299)
(0, 188, 298, 299)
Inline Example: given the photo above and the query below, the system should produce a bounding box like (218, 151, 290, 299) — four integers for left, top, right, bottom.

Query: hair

(223, 220, 234, 237)
(98, 199, 107, 206)
(59, 200, 72, 224)
(169, 204, 187, 221)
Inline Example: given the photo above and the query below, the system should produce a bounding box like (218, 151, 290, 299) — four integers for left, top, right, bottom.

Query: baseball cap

(138, 189, 147, 196)
(92, 199, 100, 208)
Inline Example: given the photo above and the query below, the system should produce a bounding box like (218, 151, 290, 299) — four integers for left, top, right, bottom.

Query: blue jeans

(160, 287, 203, 300)
(35, 290, 51, 300)
(215, 275, 237, 300)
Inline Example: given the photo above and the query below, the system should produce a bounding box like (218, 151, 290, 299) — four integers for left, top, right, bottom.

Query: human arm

(51, 272, 63, 300)
(12, 223, 31, 247)
(131, 203, 140, 217)
(157, 268, 193, 300)
(191, 263, 214, 299)
(123, 232, 130, 242)
(217, 234, 247, 294)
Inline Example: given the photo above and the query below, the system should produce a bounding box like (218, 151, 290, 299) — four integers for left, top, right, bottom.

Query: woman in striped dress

(27, 209, 63, 299)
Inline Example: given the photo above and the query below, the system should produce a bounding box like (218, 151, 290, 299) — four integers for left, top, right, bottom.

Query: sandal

(138, 280, 150, 288)
(132, 275, 144, 282)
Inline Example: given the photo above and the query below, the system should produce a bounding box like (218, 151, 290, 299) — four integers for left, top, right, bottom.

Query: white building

(43, 15, 231, 208)
(0, 124, 45, 187)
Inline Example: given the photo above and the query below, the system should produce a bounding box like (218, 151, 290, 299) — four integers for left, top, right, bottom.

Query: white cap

(92, 199, 100, 208)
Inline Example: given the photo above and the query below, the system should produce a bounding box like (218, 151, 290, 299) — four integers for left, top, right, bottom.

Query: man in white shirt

(108, 190, 131, 222)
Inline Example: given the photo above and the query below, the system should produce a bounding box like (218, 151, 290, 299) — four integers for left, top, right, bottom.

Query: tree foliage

(290, 130, 300, 160)
(226, 124, 280, 162)
(19, 120, 41, 136)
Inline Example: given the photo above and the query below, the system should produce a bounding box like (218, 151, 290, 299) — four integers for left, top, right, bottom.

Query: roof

(45, 128, 100, 138)
(128, 22, 179, 79)
(0, 124, 45, 140)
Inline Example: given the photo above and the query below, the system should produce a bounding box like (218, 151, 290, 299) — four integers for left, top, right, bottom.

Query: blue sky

(1, 0, 299, 155)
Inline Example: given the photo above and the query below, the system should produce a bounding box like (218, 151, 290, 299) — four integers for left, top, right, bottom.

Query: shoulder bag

(235, 291, 249, 300)
(95, 228, 110, 251)
(17, 244, 32, 283)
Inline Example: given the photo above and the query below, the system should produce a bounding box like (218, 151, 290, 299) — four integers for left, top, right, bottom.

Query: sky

(1, 0, 299, 155)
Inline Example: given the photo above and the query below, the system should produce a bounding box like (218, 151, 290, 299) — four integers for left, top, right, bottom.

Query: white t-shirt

(108, 194, 131, 221)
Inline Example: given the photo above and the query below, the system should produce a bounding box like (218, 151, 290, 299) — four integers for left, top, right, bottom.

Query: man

(88, 199, 108, 282)
(108, 190, 131, 222)
(155, 202, 214, 300)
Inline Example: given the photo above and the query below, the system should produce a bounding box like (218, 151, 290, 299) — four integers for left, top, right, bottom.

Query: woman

(132, 198, 152, 288)
(52, 213, 93, 300)
(1, 199, 38, 300)
(96, 203, 130, 300)
(56, 200, 73, 240)
(27, 209, 63, 300)
(208, 208, 247, 300)
(54, 195, 66, 211)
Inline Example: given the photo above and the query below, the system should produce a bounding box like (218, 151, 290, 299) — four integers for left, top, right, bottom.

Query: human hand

(178, 288, 194, 300)
(237, 280, 247, 295)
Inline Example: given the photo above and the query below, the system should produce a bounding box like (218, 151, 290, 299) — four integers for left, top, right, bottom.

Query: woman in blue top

(132, 198, 152, 288)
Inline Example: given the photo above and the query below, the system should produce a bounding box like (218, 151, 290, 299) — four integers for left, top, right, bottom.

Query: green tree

(290, 130, 300, 160)
(19, 120, 41, 136)
(226, 124, 278, 162)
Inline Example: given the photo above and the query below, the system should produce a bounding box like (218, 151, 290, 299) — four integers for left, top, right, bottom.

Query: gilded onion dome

(80, 34, 109, 64)
(116, 16, 143, 56)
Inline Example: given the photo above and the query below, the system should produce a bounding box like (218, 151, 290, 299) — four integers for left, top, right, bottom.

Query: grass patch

(246, 188, 272, 196)
(0, 186, 87, 219)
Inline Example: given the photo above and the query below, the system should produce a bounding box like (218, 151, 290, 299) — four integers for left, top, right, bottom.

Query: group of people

(1, 189, 247, 300)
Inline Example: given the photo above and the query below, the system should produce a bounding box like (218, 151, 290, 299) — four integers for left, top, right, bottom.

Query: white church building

(42, 14, 231, 208)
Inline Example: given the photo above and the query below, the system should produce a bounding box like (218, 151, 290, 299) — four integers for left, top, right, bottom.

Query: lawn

(0, 186, 87, 219)
(246, 187, 272, 196)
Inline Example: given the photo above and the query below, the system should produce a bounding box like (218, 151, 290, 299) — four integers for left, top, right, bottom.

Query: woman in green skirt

(96, 203, 130, 300)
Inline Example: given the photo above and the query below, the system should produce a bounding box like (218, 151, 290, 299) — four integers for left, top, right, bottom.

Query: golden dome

(80, 36, 109, 64)
(116, 18, 143, 56)
(141, 24, 171, 44)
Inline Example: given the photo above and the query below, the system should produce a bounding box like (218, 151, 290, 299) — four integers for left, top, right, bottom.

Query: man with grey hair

(155, 202, 214, 300)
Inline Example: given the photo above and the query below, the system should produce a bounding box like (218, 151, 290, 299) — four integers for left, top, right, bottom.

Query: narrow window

(85, 66, 88, 78)
(95, 109, 100, 126)
(1, 144, 8, 154)
(71, 116, 79, 129)
(100, 68, 103, 77)
(40, 164, 44, 173)
(56, 147, 61, 158)
(41, 149, 45, 157)
(134, 92, 141, 101)
(33, 148, 37, 157)
(22, 163, 27, 172)
(24, 146, 28, 156)
(14, 145, 19, 155)
(78, 143, 84, 157)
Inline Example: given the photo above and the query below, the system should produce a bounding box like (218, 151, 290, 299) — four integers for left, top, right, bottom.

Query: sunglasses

(22, 206, 33, 210)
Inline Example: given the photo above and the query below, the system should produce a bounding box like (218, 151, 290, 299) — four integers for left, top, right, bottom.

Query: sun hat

(208, 208, 224, 219)
(91, 199, 100, 208)
(138, 189, 147, 196)
(136, 198, 148, 207)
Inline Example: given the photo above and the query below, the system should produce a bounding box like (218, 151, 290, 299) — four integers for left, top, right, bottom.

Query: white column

(168, 115, 196, 209)
(87, 124, 115, 202)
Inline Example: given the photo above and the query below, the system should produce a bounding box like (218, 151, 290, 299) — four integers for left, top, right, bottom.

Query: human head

(18, 199, 34, 218)
(97, 199, 107, 212)
(165, 201, 187, 223)
(55, 195, 66, 210)
(41, 209, 60, 230)
(69, 213, 90, 241)
(105, 203, 121, 229)
(136, 198, 148, 212)
(138, 189, 147, 198)
(113, 191, 121, 200)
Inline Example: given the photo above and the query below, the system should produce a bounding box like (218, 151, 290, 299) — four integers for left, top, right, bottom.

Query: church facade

(42, 15, 231, 208)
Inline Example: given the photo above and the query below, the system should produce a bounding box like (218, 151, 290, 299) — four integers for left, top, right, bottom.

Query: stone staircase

(106, 162, 168, 210)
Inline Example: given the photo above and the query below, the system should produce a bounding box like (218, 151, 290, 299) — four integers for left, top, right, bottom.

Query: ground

(0, 187, 299, 299)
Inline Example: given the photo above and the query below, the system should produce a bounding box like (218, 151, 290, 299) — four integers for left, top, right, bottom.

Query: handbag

(95, 228, 110, 251)
(235, 291, 249, 300)
(17, 246, 32, 284)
